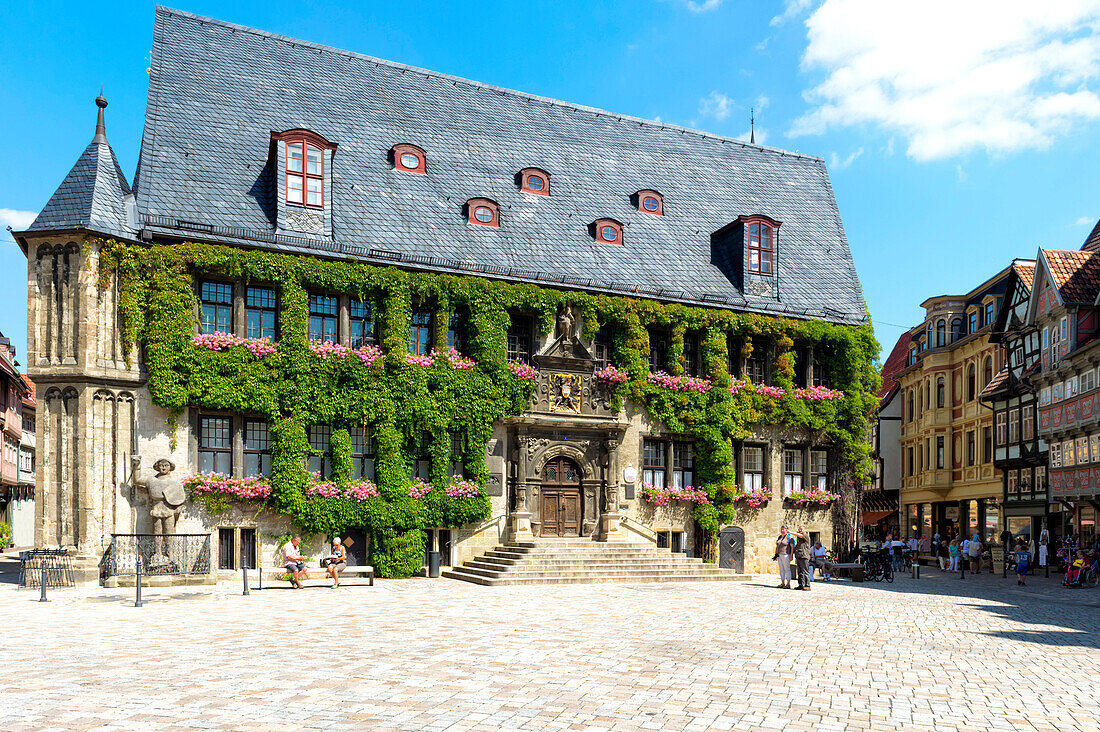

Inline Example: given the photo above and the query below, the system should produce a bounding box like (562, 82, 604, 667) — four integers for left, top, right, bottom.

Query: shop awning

(862, 510, 895, 525)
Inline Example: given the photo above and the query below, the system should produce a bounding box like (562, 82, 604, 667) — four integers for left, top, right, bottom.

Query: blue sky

(4, 0, 1100, 363)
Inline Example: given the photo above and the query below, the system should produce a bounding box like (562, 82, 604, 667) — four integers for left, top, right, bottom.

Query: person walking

(775, 525, 795, 589)
(1039, 527, 1050, 570)
(793, 525, 813, 591)
(968, 533, 983, 574)
(937, 539, 949, 572)
(1014, 542, 1031, 585)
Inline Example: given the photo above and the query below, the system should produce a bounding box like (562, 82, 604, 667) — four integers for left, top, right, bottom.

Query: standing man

(793, 525, 813, 591)
(968, 533, 983, 574)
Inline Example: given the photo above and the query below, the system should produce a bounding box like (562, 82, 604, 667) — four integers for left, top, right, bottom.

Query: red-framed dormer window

(519, 167, 550, 196)
(392, 143, 426, 174)
(593, 218, 624, 245)
(466, 198, 500, 228)
(635, 189, 664, 216)
(738, 214, 781, 275)
(273, 130, 337, 208)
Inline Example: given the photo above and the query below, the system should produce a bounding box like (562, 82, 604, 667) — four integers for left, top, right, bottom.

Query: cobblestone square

(4, 570, 1100, 731)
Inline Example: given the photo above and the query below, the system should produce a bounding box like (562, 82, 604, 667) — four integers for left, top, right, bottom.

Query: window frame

(518, 167, 550, 196)
(648, 327, 670, 373)
(349, 298, 377, 348)
(593, 218, 624, 245)
(199, 281, 233, 336)
(782, 447, 804, 496)
(392, 143, 426, 174)
(743, 445, 765, 491)
(811, 449, 828, 490)
(642, 438, 667, 487)
(594, 324, 612, 369)
(245, 286, 277, 341)
(738, 214, 781, 276)
(672, 441, 694, 488)
(243, 418, 272, 478)
(350, 424, 375, 480)
(507, 314, 534, 363)
(683, 331, 702, 377)
(409, 307, 434, 356)
(308, 425, 333, 479)
(308, 294, 338, 343)
(198, 414, 232, 475)
(635, 189, 664, 216)
(466, 197, 501, 228)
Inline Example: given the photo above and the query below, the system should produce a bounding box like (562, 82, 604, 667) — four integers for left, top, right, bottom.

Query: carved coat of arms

(549, 373, 583, 413)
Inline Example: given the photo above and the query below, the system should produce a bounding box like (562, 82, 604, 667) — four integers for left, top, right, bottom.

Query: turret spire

(93, 89, 108, 143)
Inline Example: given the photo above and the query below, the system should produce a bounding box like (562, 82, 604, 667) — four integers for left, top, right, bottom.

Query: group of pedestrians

(774, 524, 829, 590)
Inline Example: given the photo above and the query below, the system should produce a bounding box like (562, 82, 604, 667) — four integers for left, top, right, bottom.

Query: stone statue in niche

(131, 456, 187, 537)
(557, 306, 576, 342)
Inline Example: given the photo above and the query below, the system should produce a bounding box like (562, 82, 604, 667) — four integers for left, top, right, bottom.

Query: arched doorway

(541, 456, 582, 537)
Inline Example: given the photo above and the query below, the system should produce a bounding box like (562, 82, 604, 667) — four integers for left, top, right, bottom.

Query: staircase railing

(617, 516, 658, 544)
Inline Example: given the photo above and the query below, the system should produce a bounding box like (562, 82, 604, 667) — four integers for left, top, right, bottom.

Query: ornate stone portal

(506, 304, 630, 541)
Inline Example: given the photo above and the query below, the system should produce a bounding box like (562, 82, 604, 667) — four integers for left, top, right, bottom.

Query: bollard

(428, 551, 441, 578)
(960, 557, 965, 580)
(242, 548, 251, 596)
(39, 557, 49, 603)
(135, 555, 144, 608)
(912, 563, 919, 580)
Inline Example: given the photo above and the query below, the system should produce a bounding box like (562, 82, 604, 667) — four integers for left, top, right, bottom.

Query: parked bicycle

(863, 549, 894, 583)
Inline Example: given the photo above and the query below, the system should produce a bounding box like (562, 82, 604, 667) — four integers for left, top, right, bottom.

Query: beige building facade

(896, 267, 1012, 543)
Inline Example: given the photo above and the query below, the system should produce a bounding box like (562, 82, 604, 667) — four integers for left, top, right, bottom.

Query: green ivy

(96, 239, 880, 574)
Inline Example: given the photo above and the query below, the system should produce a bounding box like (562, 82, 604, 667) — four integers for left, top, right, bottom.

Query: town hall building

(15, 8, 875, 584)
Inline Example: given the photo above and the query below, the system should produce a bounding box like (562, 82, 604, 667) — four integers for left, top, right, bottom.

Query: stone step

(461, 560, 724, 577)
(486, 548, 694, 559)
(441, 569, 751, 586)
(469, 557, 707, 570)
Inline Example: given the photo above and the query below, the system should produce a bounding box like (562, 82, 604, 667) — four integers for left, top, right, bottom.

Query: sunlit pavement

(4, 568, 1099, 731)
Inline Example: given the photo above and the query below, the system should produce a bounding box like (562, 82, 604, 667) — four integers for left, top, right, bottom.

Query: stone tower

(14, 95, 143, 566)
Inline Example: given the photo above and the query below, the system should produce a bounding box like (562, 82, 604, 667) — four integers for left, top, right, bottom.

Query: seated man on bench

(281, 534, 309, 589)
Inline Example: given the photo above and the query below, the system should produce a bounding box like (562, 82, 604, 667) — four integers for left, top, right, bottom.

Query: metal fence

(107, 534, 212, 577)
(19, 549, 75, 589)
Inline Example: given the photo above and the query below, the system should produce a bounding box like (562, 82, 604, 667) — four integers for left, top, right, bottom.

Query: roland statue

(131, 456, 187, 537)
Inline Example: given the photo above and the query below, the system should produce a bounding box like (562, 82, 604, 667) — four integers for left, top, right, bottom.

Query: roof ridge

(154, 5, 825, 163)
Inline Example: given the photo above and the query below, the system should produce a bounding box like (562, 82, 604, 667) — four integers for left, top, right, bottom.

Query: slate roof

(27, 99, 134, 240)
(1041, 249, 1100, 304)
(1082, 218, 1100, 253)
(129, 7, 868, 326)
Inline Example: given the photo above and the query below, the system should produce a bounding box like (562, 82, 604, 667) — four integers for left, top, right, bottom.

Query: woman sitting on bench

(326, 537, 347, 589)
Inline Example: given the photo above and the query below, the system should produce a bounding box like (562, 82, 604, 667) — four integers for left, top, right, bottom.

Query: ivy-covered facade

(16, 9, 877, 580)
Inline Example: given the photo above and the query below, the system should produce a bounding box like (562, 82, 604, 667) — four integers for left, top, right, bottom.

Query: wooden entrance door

(540, 456, 582, 537)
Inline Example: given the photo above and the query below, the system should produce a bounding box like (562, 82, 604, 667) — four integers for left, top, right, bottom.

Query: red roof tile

(879, 332, 911, 402)
(1043, 249, 1100, 304)
(20, 373, 35, 407)
(978, 366, 1010, 401)
(1012, 261, 1035, 292)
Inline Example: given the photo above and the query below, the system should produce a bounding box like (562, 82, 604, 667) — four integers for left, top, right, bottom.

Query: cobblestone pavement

(4, 568, 1100, 731)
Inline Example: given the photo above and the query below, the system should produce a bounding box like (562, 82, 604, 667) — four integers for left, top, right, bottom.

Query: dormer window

(737, 214, 781, 276)
(592, 218, 624, 245)
(635, 189, 664, 216)
(392, 143, 426, 174)
(519, 167, 550, 195)
(466, 198, 500, 228)
(272, 130, 336, 209)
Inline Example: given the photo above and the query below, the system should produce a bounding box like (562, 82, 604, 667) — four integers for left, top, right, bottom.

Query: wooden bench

(828, 562, 864, 582)
(257, 565, 374, 590)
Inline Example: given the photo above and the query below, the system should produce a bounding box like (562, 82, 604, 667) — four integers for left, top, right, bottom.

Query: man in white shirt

(811, 541, 830, 581)
(282, 534, 308, 589)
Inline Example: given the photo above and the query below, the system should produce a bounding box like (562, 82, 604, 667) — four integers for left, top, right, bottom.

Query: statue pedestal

(601, 513, 629, 543)
(509, 511, 535, 542)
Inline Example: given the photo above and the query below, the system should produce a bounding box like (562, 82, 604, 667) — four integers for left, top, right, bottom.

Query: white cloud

(699, 91, 735, 121)
(755, 94, 770, 111)
(828, 147, 863, 170)
(1077, 216, 1094, 225)
(682, 0, 723, 11)
(0, 208, 37, 239)
(789, 0, 1100, 160)
(956, 165, 968, 183)
(771, 0, 815, 26)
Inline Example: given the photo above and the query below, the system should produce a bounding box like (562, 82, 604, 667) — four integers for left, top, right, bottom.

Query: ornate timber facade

(15, 9, 873, 580)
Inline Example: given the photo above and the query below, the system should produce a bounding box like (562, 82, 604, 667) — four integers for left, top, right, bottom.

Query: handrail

(618, 515, 658, 543)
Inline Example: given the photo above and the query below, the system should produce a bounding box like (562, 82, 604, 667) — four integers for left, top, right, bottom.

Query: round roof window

(601, 225, 619, 242)
(400, 153, 421, 170)
(474, 206, 495, 223)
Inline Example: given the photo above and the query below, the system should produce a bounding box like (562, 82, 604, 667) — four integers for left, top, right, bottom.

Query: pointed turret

(24, 93, 135, 240)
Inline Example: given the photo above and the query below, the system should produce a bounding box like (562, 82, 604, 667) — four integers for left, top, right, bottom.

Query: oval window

(400, 153, 421, 169)
(601, 226, 618, 242)
(474, 206, 495, 223)
(642, 196, 659, 211)
(527, 175, 545, 191)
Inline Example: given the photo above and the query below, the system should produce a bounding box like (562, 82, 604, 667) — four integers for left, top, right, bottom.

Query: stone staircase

(442, 539, 752, 586)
